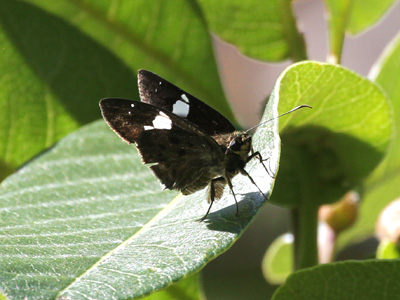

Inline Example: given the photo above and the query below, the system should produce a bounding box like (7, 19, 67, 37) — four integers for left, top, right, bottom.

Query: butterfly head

(227, 132, 252, 160)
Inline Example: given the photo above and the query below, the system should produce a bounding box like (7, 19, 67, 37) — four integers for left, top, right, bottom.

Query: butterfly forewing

(100, 98, 154, 143)
(138, 69, 235, 135)
(100, 98, 225, 194)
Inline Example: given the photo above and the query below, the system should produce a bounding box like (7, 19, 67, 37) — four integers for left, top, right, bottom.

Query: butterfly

(99, 70, 310, 221)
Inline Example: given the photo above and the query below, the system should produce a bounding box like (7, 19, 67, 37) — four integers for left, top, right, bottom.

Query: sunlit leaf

(272, 61, 391, 207)
(347, 0, 397, 34)
(0, 0, 233, 180)
(0, 95, 279, 299)
(198, 0, 306, 61)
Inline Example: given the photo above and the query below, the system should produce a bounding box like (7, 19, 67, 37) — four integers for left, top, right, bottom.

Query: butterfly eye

(229, 136, 243, 152)
(229, 134, 252, 152)
(230, 140, 239, 151)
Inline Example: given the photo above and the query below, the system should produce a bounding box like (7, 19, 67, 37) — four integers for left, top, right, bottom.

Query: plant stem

(326, 0, 353, 64)
(292, 198, 319, 270)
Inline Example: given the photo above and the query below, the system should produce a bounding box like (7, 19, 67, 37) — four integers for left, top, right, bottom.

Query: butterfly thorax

(213, 131, 252, 177)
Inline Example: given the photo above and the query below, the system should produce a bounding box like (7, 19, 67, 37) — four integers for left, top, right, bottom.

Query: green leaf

(272, 260, 400, 300)
(324, 0, 397, 62)
(198, 0, 306, 61)
(347, 0, 397, 34)
(0, 97, 279, 299)
(25, 0, 233, 121)
(0, 0, 137, 175)
(262, 234, 293, 285)
(270, 61, 391, 269)
(370, 33, 400, 178)
(0, 0, 233, 180)
(272, 61, 392, 207)
(339, 33, 400, 247)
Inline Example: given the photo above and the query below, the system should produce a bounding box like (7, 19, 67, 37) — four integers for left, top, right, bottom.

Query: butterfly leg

(200, 177, 225, 222)
(225, 175, 239, 216)
(247, 149, 275, 178)
(240, 167, 269, 201)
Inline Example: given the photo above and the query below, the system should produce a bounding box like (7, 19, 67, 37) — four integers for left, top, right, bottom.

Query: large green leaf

(269, 61, 391, 269)
(0, 0, 232, 180)
(25, 0, 232, 121)
(339, 33, 400, 247)
(198, 0, 306, 61)
(0, 96, 279, 299)
(0, 0, 137, 176)
(272, 61, 392, 207)
(272, 260, 400, 299)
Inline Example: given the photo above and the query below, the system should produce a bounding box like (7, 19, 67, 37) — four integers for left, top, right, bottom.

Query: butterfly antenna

(245, 104, 312, 133)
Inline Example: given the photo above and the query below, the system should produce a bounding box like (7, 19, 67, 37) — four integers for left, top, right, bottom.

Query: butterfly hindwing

(99, 98, 225, 194)
(137, 128, 224, 194)
(138, 69, 235, 135)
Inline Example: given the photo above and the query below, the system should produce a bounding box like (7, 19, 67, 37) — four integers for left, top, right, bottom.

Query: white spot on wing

(152, 112, 172, 129)
(144, 112, 172, 130)
(131, 103, 135, 107)
(172, 100, 190, 118)
(181, 94, 189, 103)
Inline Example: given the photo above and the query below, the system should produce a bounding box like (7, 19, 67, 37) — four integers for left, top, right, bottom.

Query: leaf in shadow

(0, 0, 137, 125)
(272, 260, 400, 300)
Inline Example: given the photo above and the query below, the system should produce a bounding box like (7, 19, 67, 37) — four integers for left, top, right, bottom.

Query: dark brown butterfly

(100, 70, 310, 221)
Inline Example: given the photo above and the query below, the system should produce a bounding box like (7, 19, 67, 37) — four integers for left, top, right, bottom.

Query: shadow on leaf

(272, 125, 385, 207)
(0, 0, 137, 125)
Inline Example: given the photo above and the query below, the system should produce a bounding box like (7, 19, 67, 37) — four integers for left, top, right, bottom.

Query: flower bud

(319, 191, 359, 233)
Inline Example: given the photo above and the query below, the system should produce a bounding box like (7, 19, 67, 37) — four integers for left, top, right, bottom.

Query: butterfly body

(100, 70, 310, 220)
